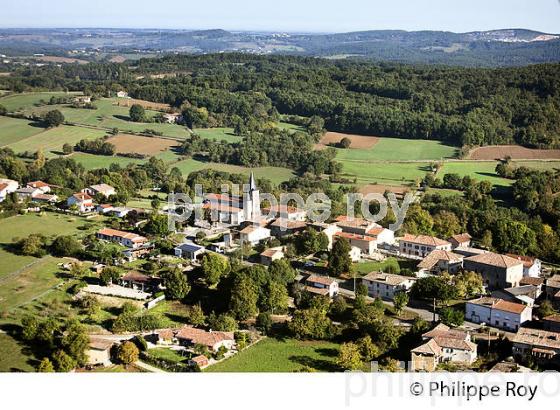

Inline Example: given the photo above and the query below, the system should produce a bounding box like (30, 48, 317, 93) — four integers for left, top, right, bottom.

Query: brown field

(359, 184, 409, 198)
(106, 134, 179, 156)
(315, 132, 379, 150)
(109, 55, 127, 63)
(37, 56, 89, 64)
(468, 145, 560, 160)
(115, 98, 172, 112)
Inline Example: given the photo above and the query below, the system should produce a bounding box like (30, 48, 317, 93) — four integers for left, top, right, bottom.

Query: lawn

(0, 116, 45, 146)
(205, 337, 341, 372)
(0, 333, 36, 372)
(353, 257, 418, 275)
(340, 160, 431, 185)
(6, 125, 107, 157)
(336, 137, 458, 162)
(148, 348, 189, 363)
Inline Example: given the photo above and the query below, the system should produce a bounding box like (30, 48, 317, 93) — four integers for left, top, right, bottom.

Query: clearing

(205, 337, 340, 372)
(468, 145, 560, 160)
(106, 134, 180, 156)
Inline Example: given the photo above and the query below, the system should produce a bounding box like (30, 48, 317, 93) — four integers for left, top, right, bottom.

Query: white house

(262, 204, 307, 221)
(465, 297, 532, 332)
(361, 272, 415, 300)
(506, 254, 541, 278)
(0, 178, 19, 202)
(334, 231, 376, 255)
(87, 338, 113, 367)
(174, 242, 205, 262)
(67, 192, 94, 212)
(335, 215, 380, 236)
(399, 234, 452, 258)
(175, 326, 235, 352)
(239, 225, 271, 246)
(116, 91, 129, 98)
(305, 275, 339, 298)
(366, 226, 395, 246)
(96, 228, 148, 249)
(27, 181, 51, 193)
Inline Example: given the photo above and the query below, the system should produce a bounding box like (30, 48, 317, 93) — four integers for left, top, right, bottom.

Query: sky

(1, 0, 560, 33)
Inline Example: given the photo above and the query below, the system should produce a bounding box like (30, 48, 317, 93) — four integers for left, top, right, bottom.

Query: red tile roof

(401, 234, 450, 247)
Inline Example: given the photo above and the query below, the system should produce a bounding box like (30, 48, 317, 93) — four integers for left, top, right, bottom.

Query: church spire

(249, 172, 257, 191)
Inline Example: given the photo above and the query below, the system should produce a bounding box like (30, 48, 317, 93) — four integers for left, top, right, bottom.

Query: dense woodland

(1, 54, 560, 148)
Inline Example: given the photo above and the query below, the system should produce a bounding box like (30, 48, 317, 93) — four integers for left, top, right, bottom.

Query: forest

(1, 54, 560, 148)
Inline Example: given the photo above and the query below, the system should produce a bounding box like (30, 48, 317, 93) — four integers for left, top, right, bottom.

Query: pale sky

(1, 0, 559, 33)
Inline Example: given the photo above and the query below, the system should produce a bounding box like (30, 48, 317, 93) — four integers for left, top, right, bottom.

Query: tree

(339, 137, 352, 148)
(99, 266, 121, 286)
(129, 104, 146, 122)
(163, 268, 190, 300)
(229, 275, 259, 320)
(268, 259, 297, 284)
(337, 342, 363, 370)
(52, 350, 76, 372)
(116, 341, 139, 366)
(207, 312, 238, 331)
(328, 237, 352, 276)
(77, 294, 101, 318)
(256, 312, 273, 334)
(61, 320, 89, 366)
(536, 300, 557, 319)
(393, 291, 409, 313)
(432, 211, 462, 239)
(69, 262, 89, 278)
(185, 304, 206, 326)
(439, 307, 464, 327)
(410, 276, 457, 305)
(44, 110, 65, 127)
(200, 253, 230, 286)
(62, 143, 74, 154)
(21, 315, 38, 341)
(17, 234, 47, 257)
(50, 235, 82, 257)
(357, 335, 381, 361)
(264, 281, 289, 314)
(37, 358, 55, 372)
(289, 303, 334, 340)
(454, 271, 484, 299)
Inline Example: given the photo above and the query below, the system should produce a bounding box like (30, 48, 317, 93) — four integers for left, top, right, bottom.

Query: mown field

(0, 116, 45, 146)
(205, 337, 341, 372)
(341, 161, 431, 185)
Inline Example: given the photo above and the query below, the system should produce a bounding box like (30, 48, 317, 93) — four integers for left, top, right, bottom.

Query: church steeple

(249, 172, 257, 191)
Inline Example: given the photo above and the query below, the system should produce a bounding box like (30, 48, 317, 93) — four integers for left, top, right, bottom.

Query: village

(1, 170, 560, 373)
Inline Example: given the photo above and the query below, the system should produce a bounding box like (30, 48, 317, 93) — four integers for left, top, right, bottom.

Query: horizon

(1, 0, 560, 33)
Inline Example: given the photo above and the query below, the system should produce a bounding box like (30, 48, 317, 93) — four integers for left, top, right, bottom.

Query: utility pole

(432, 297, 436, 323)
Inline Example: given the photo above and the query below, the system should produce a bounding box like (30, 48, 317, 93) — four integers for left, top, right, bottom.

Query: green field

(193, 127, 242, 143)
(173, 158, 295, 185)
(0, 116, 45, 146)
(205, 337, 341, 372)
(438, 161, 513, 188)
(0, 91, 80, 112)
(353, 257, 418, 275)
(336, 137, 458, 162)
(341, 160, 431, 185)
(7, 125, 107, 157)
(0, 333, 36, 372)
(70, 152, 145, 170)
(0, 213, 101, 278)
(512, 160, 560, 171)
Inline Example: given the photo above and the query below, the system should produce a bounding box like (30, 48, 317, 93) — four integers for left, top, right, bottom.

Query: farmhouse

(96, 228, 148, 249)
(260, 247, 285, 266)
(163, 112, 182, 123)
(84, 183, 116, 198)
(506, 254, 541, 278)
(67, 192, 94, 212)
(14, 187, 42, 201)
(465, 297, 531, 332)
(491, 285, 541, 307)
(305, 275, 339, 298)
(463, 252, 524, 289)
(116, 91, 129, 98)
(87, 338, 113, 367)
(189, 354, 209, 368)
(411, 324, 477, 371)
(175, 326, 235, 352)
(0, 178, 18, 202)
(361, 272, 415, 300)
(512, 328, 560, 365)
(399, 234, 451, 258)
(545, 274, 560, 303)
(417, 249, 464, 274)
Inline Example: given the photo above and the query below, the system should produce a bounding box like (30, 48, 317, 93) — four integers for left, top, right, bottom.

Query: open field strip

(0, 91, 81, 112)
(0, 116, 46, 146)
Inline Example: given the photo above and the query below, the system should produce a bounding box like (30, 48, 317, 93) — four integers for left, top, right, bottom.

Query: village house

(87, 338, 113, 367)
(260, 247, 285, 266)
(27, 180, 51, 193)
(163, 112, 182, 124)
(465, 297, 532, 332)
(542, 314, 560, 333)
(96, 204, 114, 214)
(334, 231, 376, 255)
(349, 246, 362, 262)
(365, 226, 395, 246)
(417, 249, 464, 275)
(174, 326, 235, 352)
(545, 274, 560, 304)
(119, 270, 161, 293)
(307, 222, 343, 250)
(506, 254, 541, 278)
(399, 234, 452, 258)
(107, 206, 132, 218)
(14, 186, 42, 201)
(269, 218, 307, 237)
(116, 90, 129, 98)
(188, 354, 209, 369)
(174, 242, 206, 262)
(463, 252, 524, 290)
(74, 95, 92, 104)
(519, 276, 545, 293)
(335, 215, 380, 236)
(83, 183, 116, 198)
(67, 192, 94, 212)
(448, 233, 472, 249)
(512, 328, 560, 365)
(239, 225, 271, 246)
(96, 227, 148, 248)
(305, 275, 339, 298)
(262, 204, 307, 221)
(361, 272, 415, 300)
(411, 324, 477, 371)
(0, 178, 19, 202)
(453, 246, 488, 258)
(491, 284, 541, 307)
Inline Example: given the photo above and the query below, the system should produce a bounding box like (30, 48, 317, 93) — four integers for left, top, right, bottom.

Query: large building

(399, 234, 451, 258)
(465, 297, 532, 332)
(512, 328, 560, 365)
(97, 228, 148, 249)
(463, 252, 524, 289)
(361, 272, 415, 300)
(417, 249, 464, 275)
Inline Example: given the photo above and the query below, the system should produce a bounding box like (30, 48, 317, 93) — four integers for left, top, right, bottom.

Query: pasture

(70, 152, 145, 170)
(193, 127, 242, 143)
(205, 337, 341, 372)
(0, 91, 80, 112)
(106, 134, 180, 156)
(0, 116, 45, 146)
(340, 160, 431, 185)
(438, 161, 513, 188)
